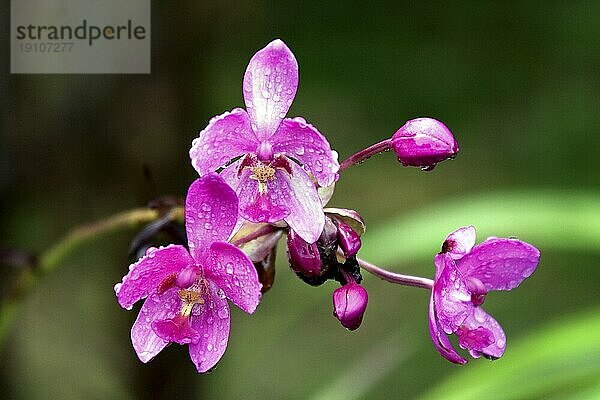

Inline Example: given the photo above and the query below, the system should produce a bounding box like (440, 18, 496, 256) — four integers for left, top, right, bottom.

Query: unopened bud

(391, 117, 458, 170)
(287, 218, 339, 286)
(333, 282, 368, 330)
(336, 222, 361, 257)
(287, 229, 324, 282)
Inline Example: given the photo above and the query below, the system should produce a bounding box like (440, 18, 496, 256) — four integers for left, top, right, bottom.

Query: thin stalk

(339, 139, 392, 172)
(0, 206, 184, 345)
(231, 224, 279, 246)
(357, 256, 433, 289)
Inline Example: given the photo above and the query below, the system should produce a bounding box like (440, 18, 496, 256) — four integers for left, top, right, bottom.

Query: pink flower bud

(336, 221, 361, 258)
(287, 229, 323, 278)
(391, 117, 459, 170)
(333, 282, 368, 330)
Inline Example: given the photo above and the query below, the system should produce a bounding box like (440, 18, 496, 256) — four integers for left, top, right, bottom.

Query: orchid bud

(336, 221, 361, 258)
(287, 229, 324, 283)
(391, 117, 459, 170)
(287, 218, 339, 286)
(333, 282, 368, 330)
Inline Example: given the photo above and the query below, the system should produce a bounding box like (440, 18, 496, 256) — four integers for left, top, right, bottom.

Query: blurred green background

(1, 1, 599, 399)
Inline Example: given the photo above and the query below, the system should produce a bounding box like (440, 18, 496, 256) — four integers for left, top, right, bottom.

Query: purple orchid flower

(114, 173, 261, 373)
(429, 226, 540, 364)
(190, 39, 339, 243)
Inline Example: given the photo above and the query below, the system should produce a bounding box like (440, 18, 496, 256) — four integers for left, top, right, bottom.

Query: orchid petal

(131, 287, 181, 363)
(152, 314, 200, 345)
(185, 174, 238, 261)
(218, 159, 244, 191)
(443, 225, 476, 260)
(456, 238, 540, 291)
(324, 207, 366, 236)
(270, 117, 339, 187)
(428, 290, 467, 365)
(433, 254, 473, 334)
(243, 39, 298, 140)
(115, 245, 193, 310)
(457, 307, 506, 360)
(218, 160, 249, 233)
(280, 161, 325, 243)
(206, 241, 262, 314)
(188, 281, 230, 373)
(190, 108, 259, 175)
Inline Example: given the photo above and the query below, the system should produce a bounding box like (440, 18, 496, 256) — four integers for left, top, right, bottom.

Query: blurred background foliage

(1, 1, 599, 399)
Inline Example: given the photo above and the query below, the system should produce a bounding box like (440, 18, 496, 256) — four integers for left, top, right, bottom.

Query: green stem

(0, 206, 184, 345)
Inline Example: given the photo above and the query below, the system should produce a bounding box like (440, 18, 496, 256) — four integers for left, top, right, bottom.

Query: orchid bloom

(429, 226, 540, 364)
(114, 173, 261, 373)
(190, 39, 339, 243)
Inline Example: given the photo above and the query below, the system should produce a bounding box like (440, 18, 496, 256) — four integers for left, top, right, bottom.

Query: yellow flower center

(250, 165, 276, 194)
(177, 280, 207, 317)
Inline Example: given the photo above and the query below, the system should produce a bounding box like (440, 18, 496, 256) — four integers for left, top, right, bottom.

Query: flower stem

(339, 139, 393, 172)
(357, 257, 433, 289)
(0, 206, 184, 346)
(231, 224, 280, 246)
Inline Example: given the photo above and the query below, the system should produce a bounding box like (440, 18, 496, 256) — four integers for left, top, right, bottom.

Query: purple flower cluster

(115, 39, 540, 373)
